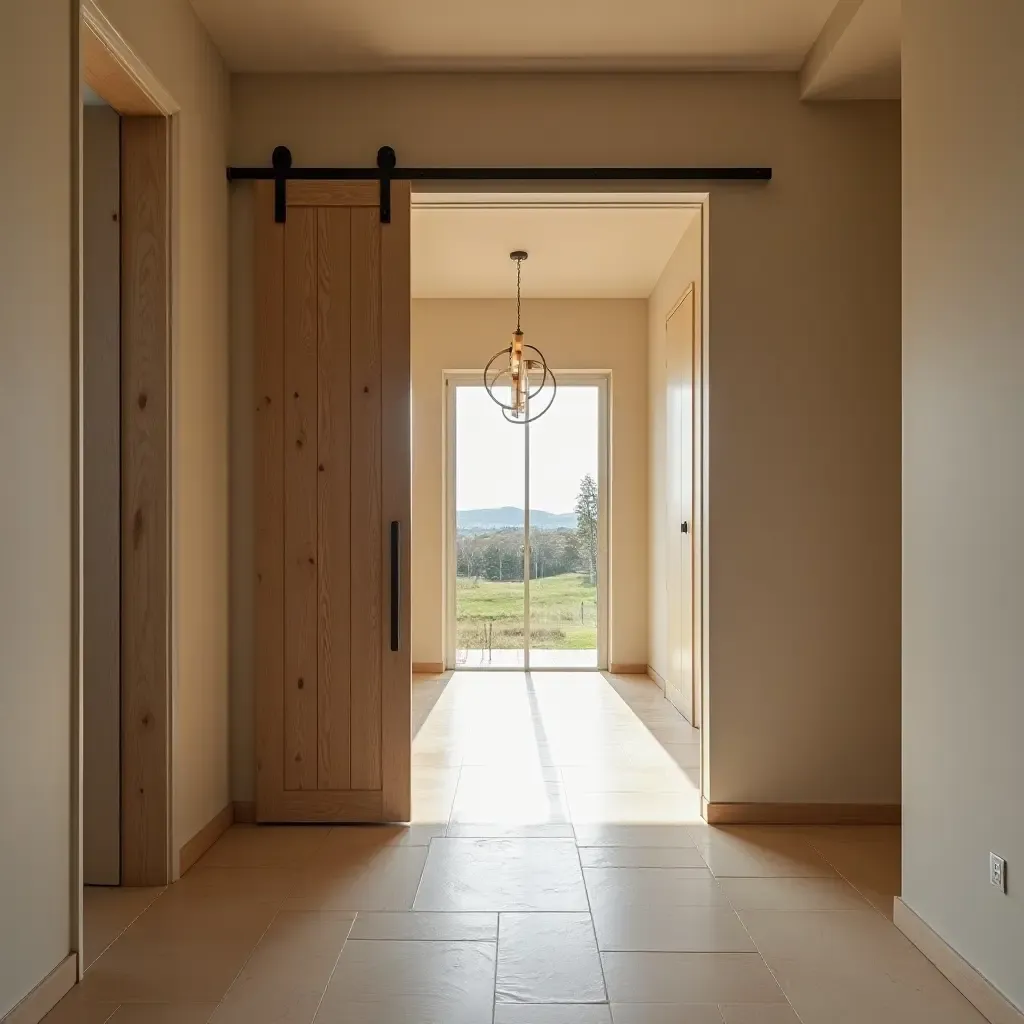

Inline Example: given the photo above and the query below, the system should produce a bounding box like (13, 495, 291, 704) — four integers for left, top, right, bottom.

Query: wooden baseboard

(178, 803, 233, 876)
(232, 800, 256, 824)
(412, 662, 445, 674)
(894, 899, 1023, 1024)
(609, 663, 648, 675)
(647, 665, 667, 691)
(2, 954, 77, 1024)
(702, 798, 902, 825)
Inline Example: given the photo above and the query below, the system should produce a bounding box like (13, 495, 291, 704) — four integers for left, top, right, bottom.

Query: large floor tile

(495, 1007, 613, 1023)
(568, 791, 702, 827)
(77, 899, 278, 1003)
(286, 846, 428, 911)
(349, 912, 497, 941)
(579, 847, 707, 869)
(602, 953, 785, 1004)
(610, 1006, 723, 1023)
(718, 876, 874, 912)
(574, 825, 697, 849)
(200, 825, 331, 867)
(414, 839, 589, 912)
(585, 866, 750, 952)
(450, 767, 571, 827)
(315, 939, 496, 1024)
(801, 828, 901, 918)
(738, 909, 989, 1024)
(719, 1007, 802, 1023)
(447, 822, 577, 839)
(109, 1006, 220, 1023)
(585, 867, 728, 907)
(695, 829, 835, 878)
(496, 913, 606, 1004)
(592, 905, 755, 953)
(172, 865, 303, 905)
(319, 824, 446, 856)
(560, 766, 696, 794)
(209, 910, 355, 1024)
(41, 990, 119, 1024)
(83, 886, 166, 969)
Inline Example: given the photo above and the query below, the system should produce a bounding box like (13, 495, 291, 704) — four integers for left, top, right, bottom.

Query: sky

(456, 384, 599, 513)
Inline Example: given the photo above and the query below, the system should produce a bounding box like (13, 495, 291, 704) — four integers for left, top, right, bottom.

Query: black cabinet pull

(390, 521, 400, 652)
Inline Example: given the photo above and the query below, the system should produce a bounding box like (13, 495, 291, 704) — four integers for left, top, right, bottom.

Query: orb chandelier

(484, 250, 556, 424)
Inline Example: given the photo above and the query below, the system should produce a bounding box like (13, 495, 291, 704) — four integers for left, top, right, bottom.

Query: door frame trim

(77, 3, 180, 965)
(443, 371, 610, 671)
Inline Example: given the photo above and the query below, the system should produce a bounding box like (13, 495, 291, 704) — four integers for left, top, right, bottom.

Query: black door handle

(390, 521, 400, 652)
(681, 521, 689, 534)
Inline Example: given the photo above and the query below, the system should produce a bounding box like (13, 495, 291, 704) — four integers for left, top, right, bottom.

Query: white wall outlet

(990, 852, 1007, 893)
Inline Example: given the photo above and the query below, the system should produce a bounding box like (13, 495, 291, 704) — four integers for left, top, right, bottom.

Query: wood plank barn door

(254, 180, 411, 822)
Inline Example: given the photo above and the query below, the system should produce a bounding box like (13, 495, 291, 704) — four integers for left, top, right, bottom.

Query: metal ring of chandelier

(482, 250, 557, 424)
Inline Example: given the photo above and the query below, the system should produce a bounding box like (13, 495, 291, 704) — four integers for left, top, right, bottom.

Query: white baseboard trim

(894, 898, 1023, 1024)
(2, 954, 77, 1024)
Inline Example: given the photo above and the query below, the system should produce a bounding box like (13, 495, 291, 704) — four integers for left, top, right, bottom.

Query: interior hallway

(50, 672, 976, 1024)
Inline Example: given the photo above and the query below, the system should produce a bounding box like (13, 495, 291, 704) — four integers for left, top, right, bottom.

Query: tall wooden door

(254, 180, 411, 822)
(665, 288, 695, 724)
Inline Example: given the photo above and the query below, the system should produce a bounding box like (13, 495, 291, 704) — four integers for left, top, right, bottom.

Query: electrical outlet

(990, 853, 1007, 893)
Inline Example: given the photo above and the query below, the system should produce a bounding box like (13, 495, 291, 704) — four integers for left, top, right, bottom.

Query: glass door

(447, 376, 607, 670)
(452, 384, 527, 667)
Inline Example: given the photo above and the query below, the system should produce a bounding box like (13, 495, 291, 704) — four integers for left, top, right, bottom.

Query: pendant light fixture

(484, 250, 556, 424)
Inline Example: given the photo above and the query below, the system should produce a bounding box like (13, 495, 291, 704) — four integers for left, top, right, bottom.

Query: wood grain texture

(120, 117, 170, 886)
(609, 664, 648, 675)
(83, 103, 122, 886)
(380, 181, 412, 821)
(702, 800, 902, 825)
(260, 790, 385, 824)
(253, 180, 286, 819)
(349, 207, 384, 792)
(283, 207, 319, 791)
(317, 207, 353, 791)
(288, 181, 378, 207)
(177, 803, 232, 877)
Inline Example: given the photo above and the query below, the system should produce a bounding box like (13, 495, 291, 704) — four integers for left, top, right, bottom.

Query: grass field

(456, 572, 597, 650)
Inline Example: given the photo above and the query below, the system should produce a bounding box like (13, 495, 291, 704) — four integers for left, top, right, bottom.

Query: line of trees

(456, 475, 599, 584)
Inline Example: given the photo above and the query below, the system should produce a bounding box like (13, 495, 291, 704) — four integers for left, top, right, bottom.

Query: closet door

(254, 180, 411, 822)
(665, 287, 695, 723)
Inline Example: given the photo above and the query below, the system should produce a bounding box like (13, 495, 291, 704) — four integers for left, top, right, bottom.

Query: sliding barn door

(254, 180, 411, 822)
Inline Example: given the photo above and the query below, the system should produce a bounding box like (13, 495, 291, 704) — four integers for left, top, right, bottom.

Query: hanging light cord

(516, 257, 522, 333)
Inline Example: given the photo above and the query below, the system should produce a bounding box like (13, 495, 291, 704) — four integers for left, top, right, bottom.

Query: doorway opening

(78, 1, 178, 978)
(446, 375, 608, 670)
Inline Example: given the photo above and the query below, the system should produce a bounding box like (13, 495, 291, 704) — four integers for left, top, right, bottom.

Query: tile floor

(47, 671, 985, 1024)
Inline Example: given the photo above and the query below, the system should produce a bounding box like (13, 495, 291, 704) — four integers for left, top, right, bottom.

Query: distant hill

(457, 507, 576, 532)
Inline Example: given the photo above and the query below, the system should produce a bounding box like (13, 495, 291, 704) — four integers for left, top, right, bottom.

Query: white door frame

(444, 371, 609, 671)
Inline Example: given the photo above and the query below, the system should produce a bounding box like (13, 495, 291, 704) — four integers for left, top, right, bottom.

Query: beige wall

(230, 72, 902, 806)
(83, 102, 122, 885)
(412, 299, 648, 669)
(0, 1, 74, 1014)
(903, 0, 1024, 1010)
(99, 0, 232, 858)
(647, 215, 703, 691)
